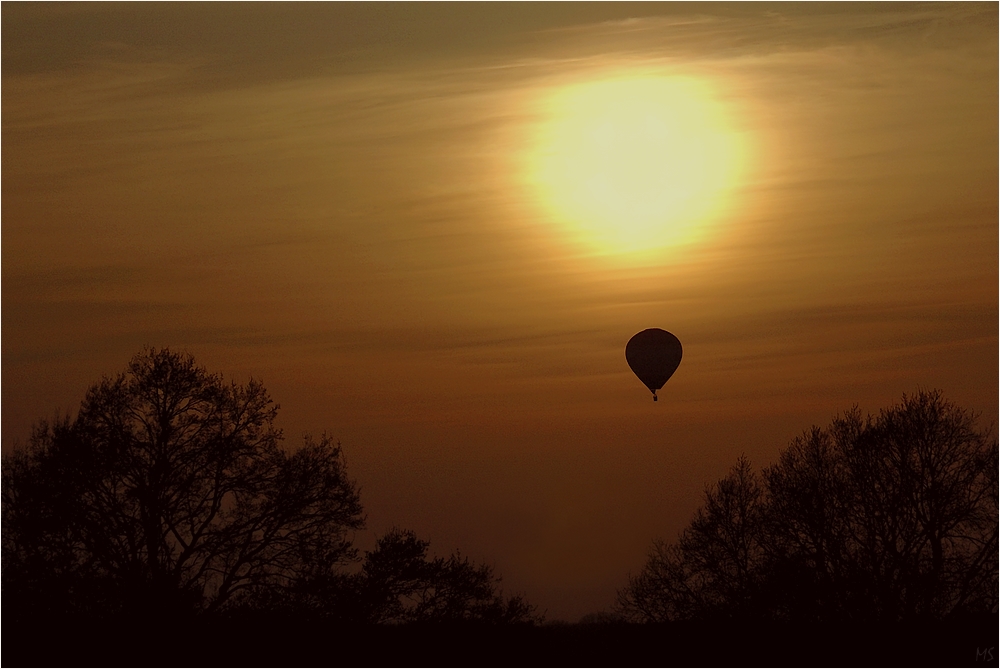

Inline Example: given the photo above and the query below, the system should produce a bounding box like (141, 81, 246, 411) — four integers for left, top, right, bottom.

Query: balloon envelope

(625, 329, 682, 400)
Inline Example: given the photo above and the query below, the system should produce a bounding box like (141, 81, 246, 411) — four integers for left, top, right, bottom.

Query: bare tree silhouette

(616, 456, 768, 622)
(618, 391, 998, 623)
(3, 348, 364, 620)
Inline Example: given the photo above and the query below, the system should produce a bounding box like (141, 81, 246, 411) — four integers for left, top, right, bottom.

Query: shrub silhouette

(618, 391, 998, 623)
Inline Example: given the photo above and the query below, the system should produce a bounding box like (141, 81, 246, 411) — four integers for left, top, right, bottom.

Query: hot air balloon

(625, 328, 682, 401)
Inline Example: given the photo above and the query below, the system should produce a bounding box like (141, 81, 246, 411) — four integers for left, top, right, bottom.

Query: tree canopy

(617, 390, 998, 623)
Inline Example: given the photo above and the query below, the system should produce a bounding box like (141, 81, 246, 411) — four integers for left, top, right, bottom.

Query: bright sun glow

(526, 73, 746, 257)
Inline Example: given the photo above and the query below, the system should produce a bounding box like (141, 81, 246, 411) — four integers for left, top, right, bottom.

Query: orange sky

(3, 3, 997, 620)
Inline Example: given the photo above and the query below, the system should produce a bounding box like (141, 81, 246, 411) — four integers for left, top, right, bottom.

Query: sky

(3, 3, 997, 621)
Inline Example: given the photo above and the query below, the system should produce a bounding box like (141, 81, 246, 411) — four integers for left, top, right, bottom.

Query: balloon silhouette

(625, 328, 683, 401)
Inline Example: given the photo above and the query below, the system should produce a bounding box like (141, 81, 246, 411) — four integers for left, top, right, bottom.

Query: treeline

(4, 349, 997, 665)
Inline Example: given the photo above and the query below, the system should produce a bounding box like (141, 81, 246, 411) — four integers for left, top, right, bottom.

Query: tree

(360, 528, 538, 624)
(831, 392, 998, 619)
(618, 391, 998, 623)
(2, 348, 365, 620)
(618, 456, 767, 622)
(758, 425, 854, 620)
(288, 528, 538, 624)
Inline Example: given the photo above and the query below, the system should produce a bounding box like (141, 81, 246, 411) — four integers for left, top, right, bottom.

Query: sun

(525, 73, 745, 257)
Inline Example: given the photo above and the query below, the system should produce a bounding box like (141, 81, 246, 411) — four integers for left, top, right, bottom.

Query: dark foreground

(7, 615, 998, 667)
